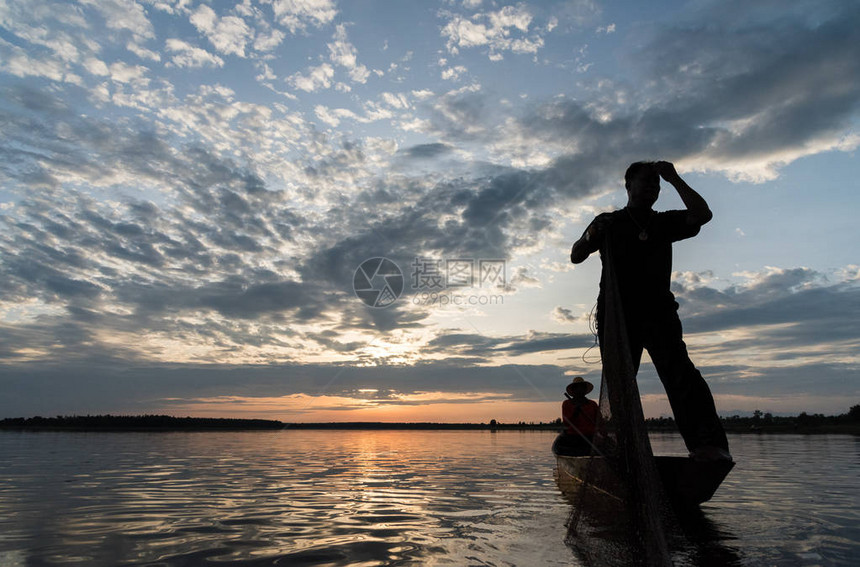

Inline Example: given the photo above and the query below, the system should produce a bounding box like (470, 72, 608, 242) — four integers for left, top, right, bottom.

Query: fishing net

(564, 230, 674, 567)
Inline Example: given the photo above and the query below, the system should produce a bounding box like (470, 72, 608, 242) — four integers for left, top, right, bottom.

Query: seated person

(552, 377, 600, 456)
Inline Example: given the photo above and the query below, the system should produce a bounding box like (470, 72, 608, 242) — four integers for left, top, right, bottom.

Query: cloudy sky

(1, 0, 858, 422)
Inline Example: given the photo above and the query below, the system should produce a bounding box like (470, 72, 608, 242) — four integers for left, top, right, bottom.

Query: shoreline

(2, 415, 858, 435)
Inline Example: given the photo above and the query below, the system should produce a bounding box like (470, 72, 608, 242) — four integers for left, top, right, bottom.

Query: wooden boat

(554, 447, 734, 508)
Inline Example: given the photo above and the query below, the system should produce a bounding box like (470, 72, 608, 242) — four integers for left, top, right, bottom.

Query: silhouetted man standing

(571, 161, 730, 462)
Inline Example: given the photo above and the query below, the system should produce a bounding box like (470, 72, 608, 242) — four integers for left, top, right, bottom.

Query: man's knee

(649, 345, 704, 389)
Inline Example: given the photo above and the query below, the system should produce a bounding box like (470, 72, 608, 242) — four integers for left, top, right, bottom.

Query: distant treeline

(648, 405, 860, 434)
(1, 406, 858, 433)
(0, 414, 284, 431)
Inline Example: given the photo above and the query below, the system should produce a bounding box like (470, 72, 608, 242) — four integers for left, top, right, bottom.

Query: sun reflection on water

(0, 430, 575, 566)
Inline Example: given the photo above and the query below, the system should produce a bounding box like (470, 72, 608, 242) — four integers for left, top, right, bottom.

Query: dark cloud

(197, 280, 318, 320)
(2, 84, 70, 115)
(424, 87, 491, 141)
(701, 362, 859, 399)
(0, 84, 331, 344)
(453, 3, 860, 196)
(675, 271, 860, 348)
(400, 143, 454, 159)
(552, 306, 579, 324)
(425, 333, 506, 357)
(635, 2, 859, 163)
(0, 360, 568, 417)
(294, 173, 536, 320)
(499, 332, 592, 355)
(424, 331, 595, 359)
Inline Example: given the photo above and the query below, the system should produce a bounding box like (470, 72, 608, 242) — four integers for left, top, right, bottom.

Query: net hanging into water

(566, 229, 674, 567)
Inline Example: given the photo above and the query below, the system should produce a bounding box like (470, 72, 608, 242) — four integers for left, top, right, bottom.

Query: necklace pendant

(638, 230, 648, 241)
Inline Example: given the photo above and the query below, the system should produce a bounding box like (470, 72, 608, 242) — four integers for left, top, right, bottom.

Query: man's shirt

(585, 209, 701, 319)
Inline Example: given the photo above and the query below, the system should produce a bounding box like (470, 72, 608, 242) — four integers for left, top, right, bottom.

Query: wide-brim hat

(566, 376, 594, 396)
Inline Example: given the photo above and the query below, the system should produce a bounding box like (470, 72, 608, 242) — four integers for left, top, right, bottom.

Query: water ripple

(1, 431, 858, 566)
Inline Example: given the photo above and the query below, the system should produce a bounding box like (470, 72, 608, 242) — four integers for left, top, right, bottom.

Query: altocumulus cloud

(0, 0, 859, 418)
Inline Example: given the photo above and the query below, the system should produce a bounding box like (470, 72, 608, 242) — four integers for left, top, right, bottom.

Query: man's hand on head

(656, 161, 680, 182)
(655, 161, 713, 225)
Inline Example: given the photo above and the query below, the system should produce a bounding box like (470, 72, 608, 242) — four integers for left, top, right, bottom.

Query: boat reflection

(557, 466, 744, 566)
(670, 506, 744, 567)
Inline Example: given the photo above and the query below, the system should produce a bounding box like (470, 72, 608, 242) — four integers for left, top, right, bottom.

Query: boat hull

(555, 453, 734, 508)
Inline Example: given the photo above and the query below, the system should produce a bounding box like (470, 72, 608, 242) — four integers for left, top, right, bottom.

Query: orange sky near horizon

(144, 391, 856, 423)
(155, 393, 562, 423)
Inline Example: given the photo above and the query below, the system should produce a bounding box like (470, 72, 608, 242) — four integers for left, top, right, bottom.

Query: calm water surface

(0, 430, 857, 566)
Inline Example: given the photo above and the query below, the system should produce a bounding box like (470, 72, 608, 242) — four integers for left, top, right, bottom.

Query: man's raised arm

(656, 161, 713, 226)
